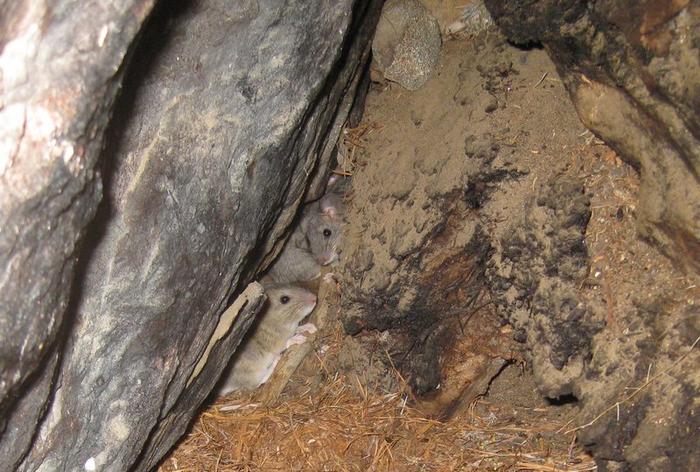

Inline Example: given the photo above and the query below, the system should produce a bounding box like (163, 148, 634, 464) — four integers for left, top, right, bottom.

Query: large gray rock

(0, 0, 156, 459)
(0, 0, 382, 470)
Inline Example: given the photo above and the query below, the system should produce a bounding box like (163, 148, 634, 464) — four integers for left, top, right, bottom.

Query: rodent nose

(319, 251, 337, 265)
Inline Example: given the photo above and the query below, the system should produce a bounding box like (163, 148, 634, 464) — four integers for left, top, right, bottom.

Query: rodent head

(306, 193, 344, 265)
(265, 284, 317, 324)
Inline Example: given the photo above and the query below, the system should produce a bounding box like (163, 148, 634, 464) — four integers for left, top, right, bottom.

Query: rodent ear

(323, 206, 338, 219)
(320, 196, 338, 218)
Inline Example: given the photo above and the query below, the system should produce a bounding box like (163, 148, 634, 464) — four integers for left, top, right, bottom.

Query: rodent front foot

(285, 333, 308, 348)
(322, 272, 337, 283)
(296, 323, 317, 335)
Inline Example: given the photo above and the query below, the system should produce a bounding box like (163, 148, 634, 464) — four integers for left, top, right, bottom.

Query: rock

(347, 59, 372, 128)
(0, 0, 382, 470)
(371, 0, 442, 90)
(136, 283, 268, 470)
(484, 0, 700, 276)
(0, 0, 156, 455)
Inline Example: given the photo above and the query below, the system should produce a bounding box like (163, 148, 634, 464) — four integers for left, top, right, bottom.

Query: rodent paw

(296, 323, 317, 335)
(322, 272, 337, 284)
(285, 333, 308, 348)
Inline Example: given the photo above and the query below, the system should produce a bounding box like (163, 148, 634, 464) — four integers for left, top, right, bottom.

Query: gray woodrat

(265, 226, 323, 284)
(266, 186, 346, 283)
(216, 284, 317, 395)
(302, 192, 345, 266)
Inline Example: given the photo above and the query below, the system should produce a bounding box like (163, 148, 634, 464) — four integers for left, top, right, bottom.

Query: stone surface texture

(371, 0, 442, 90)
(0, 0, 381, 470)
(0, 0, 156, 467)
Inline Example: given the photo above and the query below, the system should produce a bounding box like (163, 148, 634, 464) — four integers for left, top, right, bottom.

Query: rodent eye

(323, 229, 332, 238)
(280, 295, 290, 304)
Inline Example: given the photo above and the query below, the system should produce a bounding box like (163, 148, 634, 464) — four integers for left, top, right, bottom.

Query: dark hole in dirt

(547, 393, 579, 406)
(507, 40, 543, 51)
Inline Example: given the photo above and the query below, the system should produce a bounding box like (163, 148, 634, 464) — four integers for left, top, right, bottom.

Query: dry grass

(159, 371, 595, 472)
